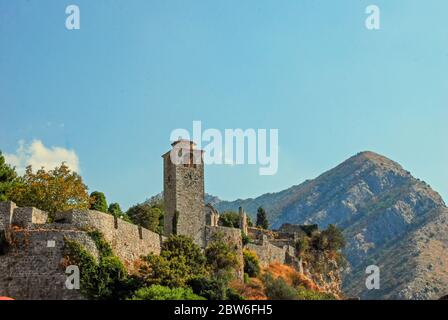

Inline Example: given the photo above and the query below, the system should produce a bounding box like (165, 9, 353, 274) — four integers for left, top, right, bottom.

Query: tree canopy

(256, 207, 269, 229)
(0, 151, 18, 202)
(108, 202, 123, 217)
(90, 191, 108, 213)
(127, 202, 164, 233)
(8, 163, 90, 214)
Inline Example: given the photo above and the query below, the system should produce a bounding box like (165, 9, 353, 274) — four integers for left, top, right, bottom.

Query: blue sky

(1, 0, 447, 210)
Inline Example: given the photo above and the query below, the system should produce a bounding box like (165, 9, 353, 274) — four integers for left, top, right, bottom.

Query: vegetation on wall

(137, 234, 242, 300)
(63, 231, 139, 300)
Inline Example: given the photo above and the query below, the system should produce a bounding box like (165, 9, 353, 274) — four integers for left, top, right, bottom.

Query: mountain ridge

(208, 150, 448, 299)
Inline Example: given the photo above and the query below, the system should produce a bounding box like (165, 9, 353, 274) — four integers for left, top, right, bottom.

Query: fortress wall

(246, 236, 288, 267)
(0, 229, 96, 300)
(54, 209, 163, 270)
(12, 207, 48, 228)
(0, 201, 15, 239)
(247, 227, 276, 241)
(0, 202, 166, 299)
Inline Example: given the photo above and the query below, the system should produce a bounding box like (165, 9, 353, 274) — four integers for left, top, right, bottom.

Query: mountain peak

(352, 150, 399, 165)
(211, 151, 447, 299)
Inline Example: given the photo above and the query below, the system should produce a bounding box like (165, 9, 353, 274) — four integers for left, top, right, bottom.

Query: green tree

(321, 224, 346, 251)
(127, 203, 163, 233)
(0, 151, 18, 202)
(219, 211, 240, 228)
(63, 231, 138, 300)
(188, 276, 242, 300)
(90, 191, 108, 213)
(139, 235, 207, 288)
(256, 207, 269, 229)
(108, 202, 123, 217)
(131, 285, 205, 300)
(262, 273, 298, 300)
(205, 233, 240, 280)
(243, 249, 260, 277)
(8, 163, 90, 215)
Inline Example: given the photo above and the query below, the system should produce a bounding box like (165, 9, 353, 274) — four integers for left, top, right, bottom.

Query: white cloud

(4, 140, 80, 175)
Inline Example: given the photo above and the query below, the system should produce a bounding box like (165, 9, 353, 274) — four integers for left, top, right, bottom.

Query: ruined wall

(0, 202, 164, 300)
(0, 201, 15, 242)
(0, 228, 95, 300)
(54, 209, 164, 270)
(12, 207, 48, 228)
(247, 227, 276, 241)
(246, 236, 290, 267)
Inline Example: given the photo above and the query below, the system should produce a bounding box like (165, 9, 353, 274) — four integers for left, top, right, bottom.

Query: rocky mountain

(210, 151, 448, 299)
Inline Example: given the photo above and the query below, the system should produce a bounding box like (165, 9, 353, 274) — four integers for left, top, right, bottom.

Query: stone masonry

(0, 202, 164, 299)
(162, 140, 205, 247)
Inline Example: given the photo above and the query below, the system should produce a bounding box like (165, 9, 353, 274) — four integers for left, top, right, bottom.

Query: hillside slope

(211, 151, 448, 299)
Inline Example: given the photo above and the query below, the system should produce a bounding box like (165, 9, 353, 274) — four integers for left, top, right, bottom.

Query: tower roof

(171, 139, 197, 148)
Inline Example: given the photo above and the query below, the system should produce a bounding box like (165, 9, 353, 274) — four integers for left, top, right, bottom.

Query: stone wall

(0, 201, 15, 242)
(246, 236, 290, 267)
(0, 229, 95, 300)
(247, 227, 276, 241)
(0, 202, 165, 299)
(54, 209, 164, 270)
(12, 207, 48, 228)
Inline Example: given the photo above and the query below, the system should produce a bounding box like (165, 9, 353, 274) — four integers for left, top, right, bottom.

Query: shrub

(63, 231, 136, 300)
(243, 249, 260, 277)
(321, 224, 346, 251)
(296, 286, 337, 300)
(188, 276, 227, 300)
(205, 233, 240, 280)
(139, 235, 207, 288)
(131, 285, 205, 300)
(219, 211, 240, 228)
(226, 287, 244, 300)
(262, 273, 297, 300)
(242, 232, 250, 246)
(294, 236, 309, 257)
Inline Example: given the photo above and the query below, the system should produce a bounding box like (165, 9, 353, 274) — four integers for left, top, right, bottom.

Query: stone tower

(239, 206, 248, 236)
(162, 140, 205, 246)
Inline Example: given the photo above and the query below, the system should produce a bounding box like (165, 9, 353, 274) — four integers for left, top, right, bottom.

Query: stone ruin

(0, 140, 305, 299)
